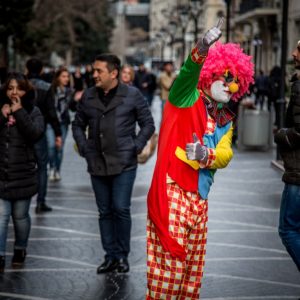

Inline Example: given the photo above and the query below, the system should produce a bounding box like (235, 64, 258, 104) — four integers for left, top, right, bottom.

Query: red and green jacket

(147, 52, 234, 261)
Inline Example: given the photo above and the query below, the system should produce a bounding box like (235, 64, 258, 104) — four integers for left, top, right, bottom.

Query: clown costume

(146, 21, 254, 300)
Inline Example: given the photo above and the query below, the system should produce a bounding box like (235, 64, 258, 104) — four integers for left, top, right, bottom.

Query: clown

(147, 19, 254, 299)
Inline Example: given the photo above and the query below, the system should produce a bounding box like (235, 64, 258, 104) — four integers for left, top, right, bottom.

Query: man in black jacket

(72, 54, 155, 274)
(274, 40, 300, 271)
(26, 58, 62, 213)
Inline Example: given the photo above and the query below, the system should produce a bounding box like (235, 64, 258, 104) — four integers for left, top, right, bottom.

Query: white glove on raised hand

(186, 133, 208, 163)
(196, 17, 223, 56)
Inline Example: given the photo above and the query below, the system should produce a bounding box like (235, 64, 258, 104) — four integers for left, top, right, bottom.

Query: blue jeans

(0, 198, 31, 256)
(46, 123, 68, 171)
(278, 184, 300, 271)
(34, 133, 48, 204)
(91, 168, 137, 260)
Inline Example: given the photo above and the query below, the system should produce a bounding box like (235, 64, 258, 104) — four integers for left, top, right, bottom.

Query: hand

(55, 136, 62, 149)
(11, 96, 22, 112)
(186, 133, 208, 162)
(1, 104, 11, 118)
(74, 91, 83, 102)
(196, 17, 223, 55)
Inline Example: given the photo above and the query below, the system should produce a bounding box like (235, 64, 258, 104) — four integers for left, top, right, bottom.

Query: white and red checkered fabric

(147, 183, 208, 300)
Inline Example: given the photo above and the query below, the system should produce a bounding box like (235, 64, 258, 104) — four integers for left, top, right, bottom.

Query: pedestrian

(133, 63, 154, 106)
(47, 67, 73, 181)
(0, 72, 44, 272)
(120, 64, 135, 85)
(254, 69, 269, 110)
(84, 64, 94, 88)
(146, 19, 254, 299)
(158, 61, 176, 116)
(25, 58, 62, 213)
(268, 66, 281, 127)
(274, 40, 300, 272)
(72, 53, 155, 274)
(72, 66, 84, 92)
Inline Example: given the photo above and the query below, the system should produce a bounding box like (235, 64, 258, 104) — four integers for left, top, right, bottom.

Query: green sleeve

(168, 55, 203, 108)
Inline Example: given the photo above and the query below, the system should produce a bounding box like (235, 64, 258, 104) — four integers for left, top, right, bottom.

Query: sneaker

(54, 171, 61, 181)
(12, 249, 26, 266)
(0, 256, 5, 273)
(35, 203, 53, 214)
(49, 169, 55, 181)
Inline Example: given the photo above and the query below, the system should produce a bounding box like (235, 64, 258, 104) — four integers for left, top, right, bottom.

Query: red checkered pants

(147, 183, 208, 300)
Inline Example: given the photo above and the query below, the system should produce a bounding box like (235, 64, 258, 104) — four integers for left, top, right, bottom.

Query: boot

(12, 249, 26, 266)
(0, 256, 5, 273)
(35, 202, 52, 214)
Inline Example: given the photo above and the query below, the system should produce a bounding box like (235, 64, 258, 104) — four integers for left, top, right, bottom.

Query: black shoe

(97, 258, 118, 274)
(35, 203, 52, 214)
(116, 258, 129, 273)
(0, 256, 5, 273)
(12, 249, 26, 266)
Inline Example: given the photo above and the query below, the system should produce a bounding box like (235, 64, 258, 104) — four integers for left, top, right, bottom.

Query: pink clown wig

(198, 42, 254, 101)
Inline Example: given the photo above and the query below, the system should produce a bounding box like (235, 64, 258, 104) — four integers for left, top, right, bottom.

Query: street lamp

(178, 7, 189, 64)
(252, 36, 262, 75)
(168, 21, 177, 61)
(224, 0, 231, 42)
(190, 0, 203, 43)
(155, 28, 168, 61)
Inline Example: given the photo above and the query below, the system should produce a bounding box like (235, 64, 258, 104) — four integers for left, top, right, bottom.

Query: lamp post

(190, 0, 203, 43)
(275, 0, 288, 161)
(168, 21, 177, 61)
(253, 36, 262, 75)
(156, 28, 168, 61)
(178, 8, 189, 64)
(224, 0, 231, 42)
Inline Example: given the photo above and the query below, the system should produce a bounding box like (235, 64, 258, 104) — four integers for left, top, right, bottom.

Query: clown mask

(209, 71, 239, 103)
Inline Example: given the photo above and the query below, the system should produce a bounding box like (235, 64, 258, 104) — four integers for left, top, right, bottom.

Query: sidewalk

(1, 96, 299, 300)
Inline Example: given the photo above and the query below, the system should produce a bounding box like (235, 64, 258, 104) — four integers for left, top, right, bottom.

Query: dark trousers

(91, 168, 137, 260)
(34, 133, 48, 204)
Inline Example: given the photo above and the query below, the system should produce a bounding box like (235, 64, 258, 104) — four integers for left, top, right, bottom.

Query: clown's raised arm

(169, 19, 223, 107)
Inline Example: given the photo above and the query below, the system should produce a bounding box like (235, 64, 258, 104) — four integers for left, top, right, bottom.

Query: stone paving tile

(1, 97, 300, 300)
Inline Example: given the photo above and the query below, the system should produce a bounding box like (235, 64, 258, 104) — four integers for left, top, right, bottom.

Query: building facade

(109, 0, 300, 74)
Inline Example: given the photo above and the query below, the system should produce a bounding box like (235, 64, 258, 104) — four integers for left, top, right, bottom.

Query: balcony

(235, 0, 279, 24)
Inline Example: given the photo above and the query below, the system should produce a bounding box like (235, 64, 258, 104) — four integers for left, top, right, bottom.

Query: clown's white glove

(196, 17, 223, 56)
(186, 133, 208, 163)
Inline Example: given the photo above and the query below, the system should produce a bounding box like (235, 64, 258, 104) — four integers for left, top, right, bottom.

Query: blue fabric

(278, 184, 300, 271)
(198, 122, 231, 199)
(46, 123, 68, 171)
(0, 198, 31, 255)
(91, 168, 137, 260)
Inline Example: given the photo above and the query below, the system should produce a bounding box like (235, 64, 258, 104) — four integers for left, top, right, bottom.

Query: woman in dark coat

(0, 72, 44, 272)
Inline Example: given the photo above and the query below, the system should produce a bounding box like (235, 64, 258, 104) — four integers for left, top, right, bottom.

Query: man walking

(275, 40, 300, 271)
(72, 54, 155, 273)
(26, 58, 62, 213)
(159, 62, 176, 116)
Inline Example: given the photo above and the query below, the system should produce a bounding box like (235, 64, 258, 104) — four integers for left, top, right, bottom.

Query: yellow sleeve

(174, 125, 234, 170)
(209, 125, 234, 169)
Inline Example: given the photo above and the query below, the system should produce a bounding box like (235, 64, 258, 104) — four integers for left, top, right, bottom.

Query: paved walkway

(1, 96, 299, 300)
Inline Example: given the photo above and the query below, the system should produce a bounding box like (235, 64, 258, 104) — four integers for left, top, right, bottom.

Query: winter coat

(72, 83, 155, 176)
(275, 71, 300, 184)
(29, 77, 62, 137)
(0, 89, 44, 200)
